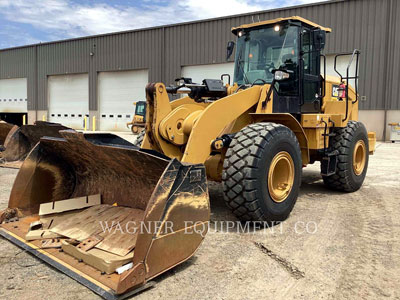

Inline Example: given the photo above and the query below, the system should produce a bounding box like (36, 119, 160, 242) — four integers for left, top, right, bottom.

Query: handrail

(333, 49, 360, 122)
(320, 54, 327, 99)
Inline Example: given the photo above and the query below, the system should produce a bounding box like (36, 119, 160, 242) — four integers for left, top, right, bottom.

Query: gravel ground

(0, 142, 399, 299)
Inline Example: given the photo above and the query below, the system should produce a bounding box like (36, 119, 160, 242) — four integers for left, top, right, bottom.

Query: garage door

(181, 63, 235, 85)
(48, 74, 89, 130)
(0, 78, 28, 113)
(98, 69, 148, 131)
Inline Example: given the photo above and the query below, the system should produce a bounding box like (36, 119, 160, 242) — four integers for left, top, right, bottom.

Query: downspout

(34, 44, 38, 121)
(383, 0, 394, 141)
(161, 26, 165, 83)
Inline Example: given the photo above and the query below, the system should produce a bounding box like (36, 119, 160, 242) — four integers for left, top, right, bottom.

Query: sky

(0, 0, 328, 49)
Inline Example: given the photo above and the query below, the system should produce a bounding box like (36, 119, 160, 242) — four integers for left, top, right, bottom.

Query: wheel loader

(0, 17, 375, 298)
(127, 100, 147, 134)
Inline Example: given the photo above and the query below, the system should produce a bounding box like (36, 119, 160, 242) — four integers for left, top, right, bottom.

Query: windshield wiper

(236, 44, 250, 85)
(237, 59, 250, 84)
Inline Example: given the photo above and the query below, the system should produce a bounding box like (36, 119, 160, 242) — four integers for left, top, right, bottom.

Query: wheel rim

(268, 151, 295, 203)
(353, 140, 366, 176)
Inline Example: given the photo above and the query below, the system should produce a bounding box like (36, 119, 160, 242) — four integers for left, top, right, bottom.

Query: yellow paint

(144, 83, 183, 159)
(159, 104, 205, 146)
(204, 154, 224, 181)
(22, 114, 26, 125)
(92, 116, 96, 131)
(84, 116, 88, 131)
(322, 76, 359, 124)
(255, 84, 273, 114)
(182, 85, 262, 164)
(304, 128, 325, 150)
(232, 16, 332, 34)
(42, 114, 46, 121)
(353, 140, 366, 175)
(301, 114, 333, 128)
(268, 151, 295, 203)
(368, 132, 376, 154)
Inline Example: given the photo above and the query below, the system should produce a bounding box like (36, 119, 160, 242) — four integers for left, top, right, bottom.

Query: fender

(250, 113, 310, 165)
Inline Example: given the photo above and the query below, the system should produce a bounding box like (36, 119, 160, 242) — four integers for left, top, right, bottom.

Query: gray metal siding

(0, 46, 36, 110)
(0, 0, 397, 111)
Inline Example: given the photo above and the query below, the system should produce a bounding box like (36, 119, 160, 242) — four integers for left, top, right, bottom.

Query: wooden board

(96, 208, 144, 257)
(49, 205, 144, 256)
(25, 230, 63, 241)
(0, 218, 121, 291)
(39, 194, 101, 216)
(0, 161, 23, 169)
(40, 210, 81, 230)
(62, 240, 134, 274)
(49, 205, 113, 240)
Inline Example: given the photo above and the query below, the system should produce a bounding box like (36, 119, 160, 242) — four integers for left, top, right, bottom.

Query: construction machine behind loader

(127, 100, 147, 134)
(0, 121, 70, 167)
(1, 16, 376, 298)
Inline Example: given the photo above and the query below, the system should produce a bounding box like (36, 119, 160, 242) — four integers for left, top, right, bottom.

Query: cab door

(300, 28, 322, 113)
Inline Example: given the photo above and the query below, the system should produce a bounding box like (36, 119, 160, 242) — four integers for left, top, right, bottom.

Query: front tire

(222, 123, 302, 222)
(131, 125, 139, 134)
(322, 121, 369, 192)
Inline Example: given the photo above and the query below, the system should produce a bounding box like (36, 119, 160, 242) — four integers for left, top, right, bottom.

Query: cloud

(0, 0, 328, 47)
(0, 24, 41, 48)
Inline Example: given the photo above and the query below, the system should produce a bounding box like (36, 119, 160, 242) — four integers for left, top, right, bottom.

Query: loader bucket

(0, 121, 14, 147)
(1, 130, 209, 298)
(0, 121, 70, 163)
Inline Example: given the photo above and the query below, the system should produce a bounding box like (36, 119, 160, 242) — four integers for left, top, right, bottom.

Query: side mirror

(274, 70, 291, 81)
(312, 29, 326, 51)
(226, 41, 235, 60)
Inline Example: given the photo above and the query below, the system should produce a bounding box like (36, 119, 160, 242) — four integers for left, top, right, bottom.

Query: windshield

(135, 102, 146, 116)
(233, 25, 299, 85)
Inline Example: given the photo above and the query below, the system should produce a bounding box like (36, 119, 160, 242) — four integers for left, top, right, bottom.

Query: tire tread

(222, 122, 301, 221)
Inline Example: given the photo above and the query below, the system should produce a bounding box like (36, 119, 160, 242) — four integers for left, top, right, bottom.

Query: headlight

(274, 70, 290, 81)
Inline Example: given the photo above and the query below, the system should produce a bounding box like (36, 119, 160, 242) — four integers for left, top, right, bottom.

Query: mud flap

(3, 130, 210, 297)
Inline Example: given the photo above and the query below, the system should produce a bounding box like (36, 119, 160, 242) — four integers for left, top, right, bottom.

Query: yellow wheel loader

(0, 17, 375, 298)
(127, 100, 146, 134)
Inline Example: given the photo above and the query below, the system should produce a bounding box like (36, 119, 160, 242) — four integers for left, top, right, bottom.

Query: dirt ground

(0, 142, 399, 300)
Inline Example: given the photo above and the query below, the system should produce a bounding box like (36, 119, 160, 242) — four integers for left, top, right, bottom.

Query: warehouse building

(0, 0, 399, 140)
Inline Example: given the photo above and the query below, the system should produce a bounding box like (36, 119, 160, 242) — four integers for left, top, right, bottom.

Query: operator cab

(230, 16, 331, 113)
(135, 100, 147, 118)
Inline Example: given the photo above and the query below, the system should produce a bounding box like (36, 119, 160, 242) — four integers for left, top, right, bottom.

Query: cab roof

(231, 16, 332, 35)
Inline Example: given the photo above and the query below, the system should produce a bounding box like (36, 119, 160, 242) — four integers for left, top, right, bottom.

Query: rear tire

(133, 130, 145, 148)
(222, 123, 302, 222)
(322, 121, 369, 192)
